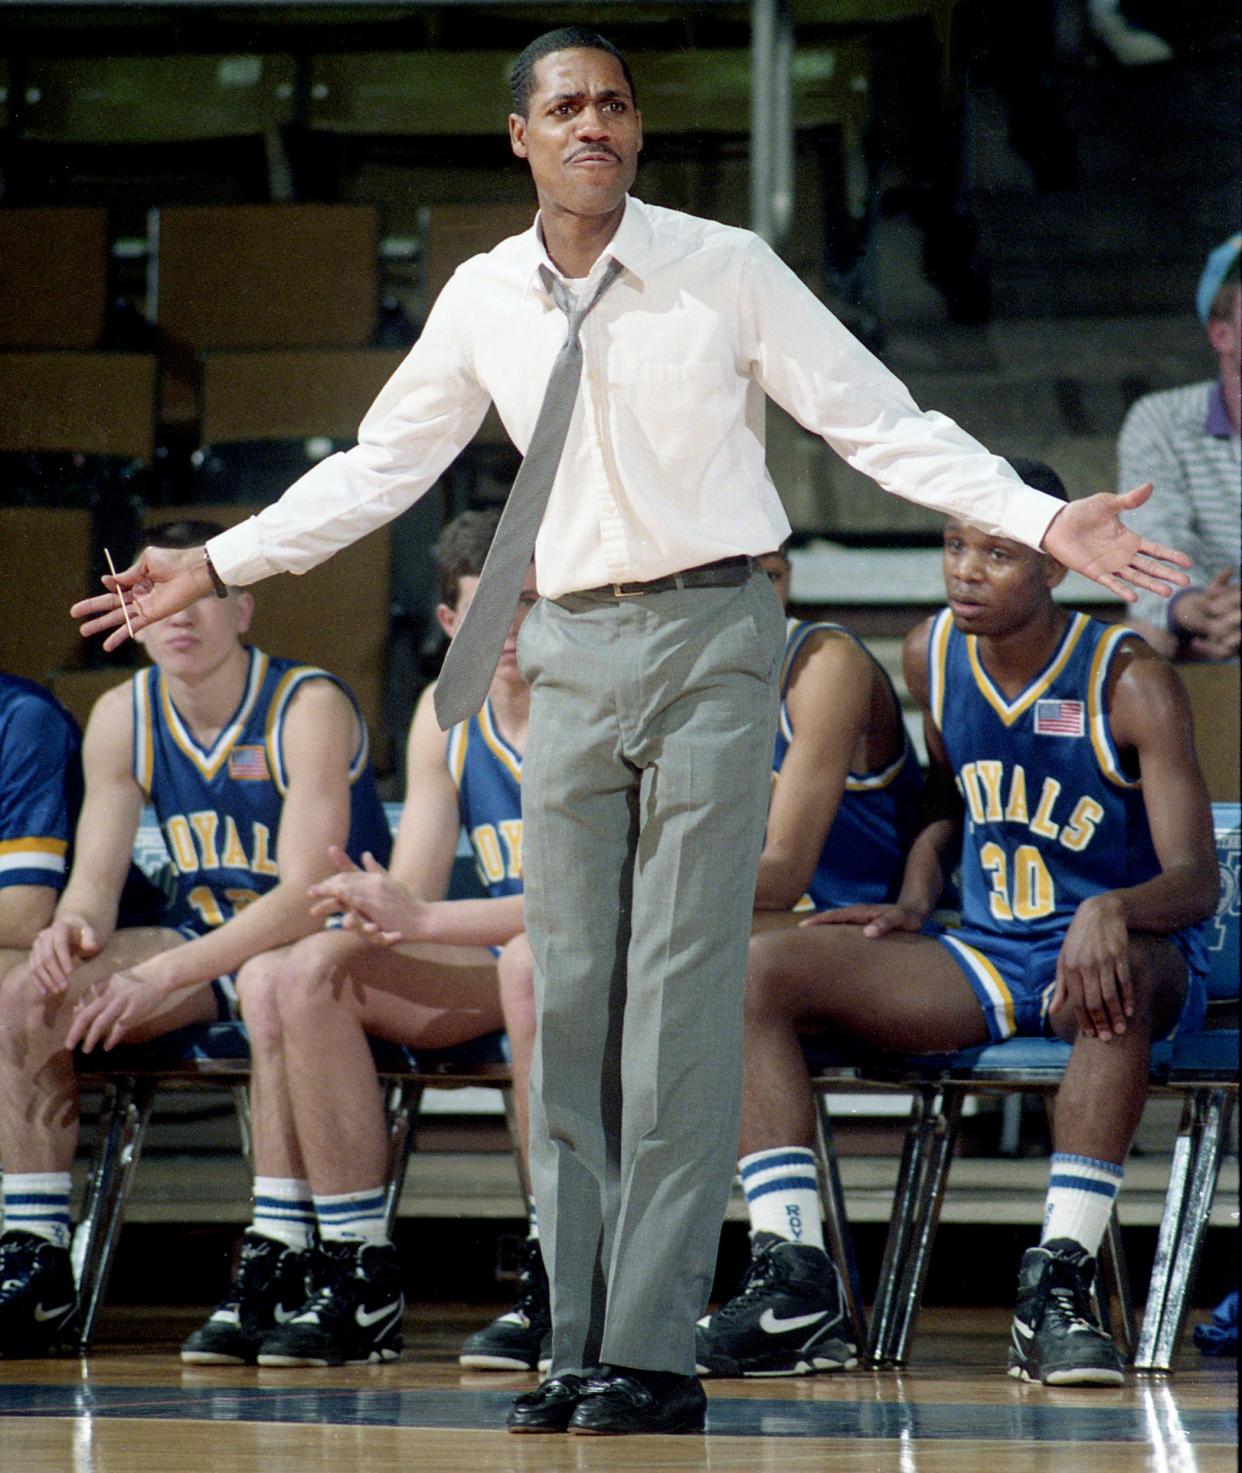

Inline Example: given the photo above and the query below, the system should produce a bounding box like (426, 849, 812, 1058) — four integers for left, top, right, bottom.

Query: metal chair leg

(887, 1088, 963, 1366)
(1136, 1093, 1199, 1369)
(381, 1079, 423, 1239)
(1096, 1203, 1136, 1360)
(814, 1091, 867, 1353)
(73, 1077, 158, 1348)
(1136, 1089, 1234, 1372)
(867, 1083, 957, 1366)
(231, 1085, 254, 1171)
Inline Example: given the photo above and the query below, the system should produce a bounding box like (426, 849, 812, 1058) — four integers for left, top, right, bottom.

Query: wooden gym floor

(0, 1304, 1235, 1472)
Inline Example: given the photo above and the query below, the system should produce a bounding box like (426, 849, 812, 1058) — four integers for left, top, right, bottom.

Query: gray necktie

(434, 257, 624, 730)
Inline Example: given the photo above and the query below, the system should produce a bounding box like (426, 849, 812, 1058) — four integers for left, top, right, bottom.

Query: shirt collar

(1205, 380, 1236, 438)
(520, 195, 653, 302)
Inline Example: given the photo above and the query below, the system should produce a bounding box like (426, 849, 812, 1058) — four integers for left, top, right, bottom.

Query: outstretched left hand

(1041, 483, 1191, 603)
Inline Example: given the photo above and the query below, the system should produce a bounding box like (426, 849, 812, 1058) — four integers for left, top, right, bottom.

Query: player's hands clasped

(1048, 892, 1132, 1041)
(309, 846, 425, 946)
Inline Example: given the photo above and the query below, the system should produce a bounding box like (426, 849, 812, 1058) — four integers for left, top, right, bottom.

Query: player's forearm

(1108, 858, 1221, 936)
(894, 819, 959, 917)
(398, 895, 525, 951)
(753, 850, 818, 911)
(137, 882, 322, 998)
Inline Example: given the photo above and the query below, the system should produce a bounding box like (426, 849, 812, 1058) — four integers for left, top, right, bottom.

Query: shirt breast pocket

(611, 362, 740, 462)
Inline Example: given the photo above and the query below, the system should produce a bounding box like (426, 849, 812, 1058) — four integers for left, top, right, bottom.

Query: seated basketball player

(696, 459, 1219, 1386)
(324, 539, 923, 1372)
(0, 671, 82, 972)
(180, 509, 540, 1369)
(0, 520, 391, 1357)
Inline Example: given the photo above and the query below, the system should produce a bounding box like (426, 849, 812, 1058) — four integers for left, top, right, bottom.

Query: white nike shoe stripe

(758, 1308, 830, 1335)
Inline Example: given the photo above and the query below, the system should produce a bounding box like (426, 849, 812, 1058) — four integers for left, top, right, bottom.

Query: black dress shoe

(569, 1371, 707, 1435)
(506, 1374, 587, 1433)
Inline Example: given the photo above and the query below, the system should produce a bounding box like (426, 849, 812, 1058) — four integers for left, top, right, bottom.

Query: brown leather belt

(580, 555, 757, 599)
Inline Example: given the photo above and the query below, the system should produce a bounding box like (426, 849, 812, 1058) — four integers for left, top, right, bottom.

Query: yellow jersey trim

(929, 609, 953, 731)
(0, 836, 68, 857)
(132, 669, 155, 797)
(1088, 625, 1141, 789)
(942, 933, 1017, 1038)
(478, 700, 523, 785)
(966, 612, 1089, 727)
(159, 648, 268, 782)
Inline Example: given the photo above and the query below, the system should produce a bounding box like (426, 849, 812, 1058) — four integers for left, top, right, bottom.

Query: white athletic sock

(1041, 1153, 1124, 1258)
(314, 1186, 391, 1247)
(251, 1176, 315, 1251)
(738, 1148, 825, 1251)
(1, 1172, 72, 1249)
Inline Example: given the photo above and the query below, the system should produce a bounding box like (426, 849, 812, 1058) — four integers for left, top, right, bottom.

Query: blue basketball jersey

(927, 608, 1207, 977)
(131, 648, 392, 935)
(0, 675, 82, 894)
(774, 619, 922, 911)
(445, 698, 524, 898)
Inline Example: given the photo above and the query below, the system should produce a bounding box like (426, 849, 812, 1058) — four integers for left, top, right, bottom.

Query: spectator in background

(1121, 234, 1241, 662)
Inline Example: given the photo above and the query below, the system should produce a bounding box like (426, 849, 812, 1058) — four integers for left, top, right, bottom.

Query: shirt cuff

(205, 519, 272, 588)
(1003, 488, 1063, 552)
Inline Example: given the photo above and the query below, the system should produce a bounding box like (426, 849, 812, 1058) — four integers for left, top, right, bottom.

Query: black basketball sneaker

(1008, 1238, 1124, 1386)
(460, 1237, 551, 1371)
(0, 1230, 78, 1356)
(181, 1231, 314, 1364)
(257, 1239, 404, 1366)
(695, 1232, 857, 1376)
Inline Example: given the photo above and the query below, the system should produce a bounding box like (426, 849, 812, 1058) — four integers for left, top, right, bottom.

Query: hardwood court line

(0, 1420, 1238, 1473)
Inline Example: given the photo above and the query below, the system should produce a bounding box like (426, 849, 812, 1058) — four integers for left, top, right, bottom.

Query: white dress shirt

(206, 196, 1060, 596)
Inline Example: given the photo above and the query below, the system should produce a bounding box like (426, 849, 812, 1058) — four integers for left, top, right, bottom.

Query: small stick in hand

(103, 548, 136, 641)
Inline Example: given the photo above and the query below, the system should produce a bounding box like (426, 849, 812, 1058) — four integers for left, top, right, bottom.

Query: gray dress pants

(517, 568, 784, 1376)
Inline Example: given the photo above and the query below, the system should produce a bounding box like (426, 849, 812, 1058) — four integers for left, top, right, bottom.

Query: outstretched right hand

(800, 900, 926, 939)
(29, 918, 102, 996)
(71, 545, 214, 652)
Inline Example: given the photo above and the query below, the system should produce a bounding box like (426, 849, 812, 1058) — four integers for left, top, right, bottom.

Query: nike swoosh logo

(356, 1300, 402, 1329)
(33, 1302, 74, 1323)
(759, 1308, 830, 1335)
(1013, 1320, 1035, 1340)
(273, 1305, 300, 1324)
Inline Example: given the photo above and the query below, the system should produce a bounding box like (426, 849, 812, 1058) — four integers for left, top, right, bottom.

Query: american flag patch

(228, 745, 270, 781)
(1034, 699, 1084, 737)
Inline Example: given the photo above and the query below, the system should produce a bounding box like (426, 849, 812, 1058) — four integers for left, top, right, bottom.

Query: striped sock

(1041, 1153, 1124, 1258)
(313, 1186, 391, 1246)
(251, 1177, 315, 1251)
(738, 1148, 824, 1250)
(2, 1172, 72, 1249)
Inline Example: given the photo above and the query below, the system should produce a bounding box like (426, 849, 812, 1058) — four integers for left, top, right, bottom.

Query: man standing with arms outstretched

(75, 31, 1191, 1435)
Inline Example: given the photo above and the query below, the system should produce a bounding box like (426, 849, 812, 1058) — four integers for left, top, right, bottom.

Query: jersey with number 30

(446, 698, 523, 896)
(131, 648, 392, 934)
(928, 608, 1202, 963)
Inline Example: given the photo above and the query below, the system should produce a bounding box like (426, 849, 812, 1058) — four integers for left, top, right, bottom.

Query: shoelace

(711, 1254, 781, 1323)
(1046, 1282, 1098, 1333)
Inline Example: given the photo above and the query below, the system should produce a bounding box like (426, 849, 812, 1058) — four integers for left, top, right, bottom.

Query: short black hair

(509, 28, 636, 118)
(434, 508, 501, 607)
(1005, 456, 1068, 504)
(144, 518, 230, 550)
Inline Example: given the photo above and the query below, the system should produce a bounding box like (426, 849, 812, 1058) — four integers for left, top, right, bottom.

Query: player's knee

(744, 933, 788, 1019)
(235, 953, 285, 1048)
(497, 938, 535, 1045)
(272, 936, 349, 1032)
